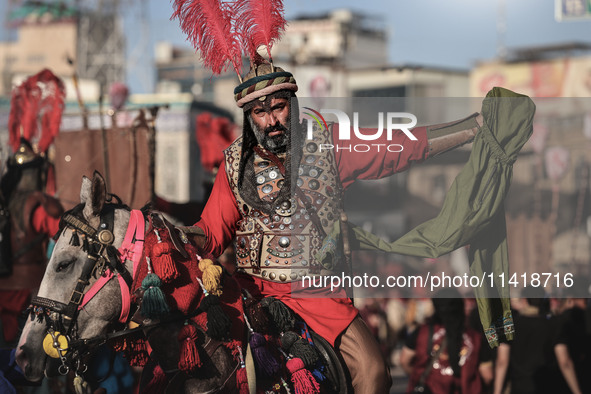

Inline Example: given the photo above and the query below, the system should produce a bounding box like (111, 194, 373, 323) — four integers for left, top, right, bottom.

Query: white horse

(15, 171, 349, 393)
(15, 172, 240, 393)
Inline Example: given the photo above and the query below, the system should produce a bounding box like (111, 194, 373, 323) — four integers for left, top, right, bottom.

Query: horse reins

(30, 208, 138, 334)
(26, 206, 146, 380)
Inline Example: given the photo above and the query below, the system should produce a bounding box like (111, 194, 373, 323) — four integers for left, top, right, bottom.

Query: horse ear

(90, 171, 107, 216)
(80, 176, 92, 205)
(81, 172, 107, 219)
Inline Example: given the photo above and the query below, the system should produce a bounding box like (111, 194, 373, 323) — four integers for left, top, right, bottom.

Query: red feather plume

(235, 0, 286, 60)
(172, 0, 243, 76)
(8, 69, 65, 153)
(37, 70, 66, 153)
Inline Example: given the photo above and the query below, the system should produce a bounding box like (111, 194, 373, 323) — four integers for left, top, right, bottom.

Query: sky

(2, 0, 591, 94)
(127, 0, 590, 94)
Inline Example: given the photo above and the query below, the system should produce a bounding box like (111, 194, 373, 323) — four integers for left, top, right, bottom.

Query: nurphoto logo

(303, 107, 419, 153)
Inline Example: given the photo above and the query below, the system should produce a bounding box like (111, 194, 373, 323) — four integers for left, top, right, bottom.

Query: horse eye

(56, 258, 76, 273)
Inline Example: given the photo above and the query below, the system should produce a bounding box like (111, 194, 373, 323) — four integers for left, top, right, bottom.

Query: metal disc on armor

(278, 236, 290, 247)
(309, 180, 320, 190)
(261, 184, 273, 194)
(256, 175, 265, 184)
(269, 170, 278, 179)
(275, 198, 297, 216)
(306, 142, 318, 153)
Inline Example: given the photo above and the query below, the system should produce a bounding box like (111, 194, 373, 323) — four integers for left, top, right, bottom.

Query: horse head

(14, 171, 247, 393)
(16, 171, 134, 381)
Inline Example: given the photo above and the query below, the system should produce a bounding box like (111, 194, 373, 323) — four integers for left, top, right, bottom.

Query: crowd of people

(360, 287, 591, 394)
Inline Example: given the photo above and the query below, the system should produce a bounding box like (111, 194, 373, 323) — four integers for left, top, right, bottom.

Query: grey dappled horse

(15, 172, 238, 393)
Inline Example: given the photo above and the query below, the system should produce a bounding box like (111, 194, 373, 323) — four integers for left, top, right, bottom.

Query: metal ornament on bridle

(29, 207, 128, 372)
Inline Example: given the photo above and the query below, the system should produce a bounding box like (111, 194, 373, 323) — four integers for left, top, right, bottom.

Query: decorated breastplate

(225, 124, 343, 283)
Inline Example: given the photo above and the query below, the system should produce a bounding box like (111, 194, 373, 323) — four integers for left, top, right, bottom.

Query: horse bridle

(28, 205, 135, 373)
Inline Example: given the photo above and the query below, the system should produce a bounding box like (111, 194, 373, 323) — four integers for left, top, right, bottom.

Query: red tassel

(178, 324, 202, 373)
(152, 242, 179, 283)
(236, 365, 249, 394)
(143, 365, 168, 394)
(129, 339, 149, 367)
(287, 357, 320, 394)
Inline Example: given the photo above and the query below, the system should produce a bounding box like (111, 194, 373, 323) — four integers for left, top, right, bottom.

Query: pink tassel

(152, 242, 179, 283)
(178, 324, 202, 373)
(287, 357, 320, 394)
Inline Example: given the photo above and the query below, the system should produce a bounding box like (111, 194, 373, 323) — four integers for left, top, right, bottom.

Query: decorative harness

(28, 207, 145, 374)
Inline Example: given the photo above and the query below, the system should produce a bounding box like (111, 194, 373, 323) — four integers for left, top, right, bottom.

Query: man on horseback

(170, 1, 535, 392)
(0, 139, 63, 345)
(189, 61, 483, 393)
(0, 69, 65, 346)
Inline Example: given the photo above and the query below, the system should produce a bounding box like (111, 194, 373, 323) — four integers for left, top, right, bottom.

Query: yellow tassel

(198, 259, 223, 296)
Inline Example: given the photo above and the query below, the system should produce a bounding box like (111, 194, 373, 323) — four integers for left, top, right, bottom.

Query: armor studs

(279, 274, 287, 281)
(269, 272, 276, 280)
(278, 236, 290, 247)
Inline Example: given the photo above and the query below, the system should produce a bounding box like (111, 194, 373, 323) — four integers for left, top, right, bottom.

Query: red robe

(196, 125, 429, 344)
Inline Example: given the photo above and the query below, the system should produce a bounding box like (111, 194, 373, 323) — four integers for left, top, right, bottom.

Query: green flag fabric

(317, 87, 536, 347)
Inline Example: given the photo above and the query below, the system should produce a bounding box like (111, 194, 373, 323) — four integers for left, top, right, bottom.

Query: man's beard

(249, 116, 290, 154)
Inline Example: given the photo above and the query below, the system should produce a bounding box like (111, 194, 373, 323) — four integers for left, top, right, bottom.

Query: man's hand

(178, 225, 207, 249)
(427, 112, 483, 157)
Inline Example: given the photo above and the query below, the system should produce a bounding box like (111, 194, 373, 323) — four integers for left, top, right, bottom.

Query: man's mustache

(264, 123, 288, 135)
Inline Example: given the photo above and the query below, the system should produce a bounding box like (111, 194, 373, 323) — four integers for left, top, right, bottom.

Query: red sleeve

(334, 123, 430, 189)
(31, 205, 61, 237)
(195, 160, 241, 257)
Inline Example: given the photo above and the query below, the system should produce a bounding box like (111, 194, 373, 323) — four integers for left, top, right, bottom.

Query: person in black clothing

(553, 293, 591, 394)
(492, 287, 558, 394)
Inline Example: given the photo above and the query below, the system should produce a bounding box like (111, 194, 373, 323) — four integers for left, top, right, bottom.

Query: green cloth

(317, 87, 535, 347)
